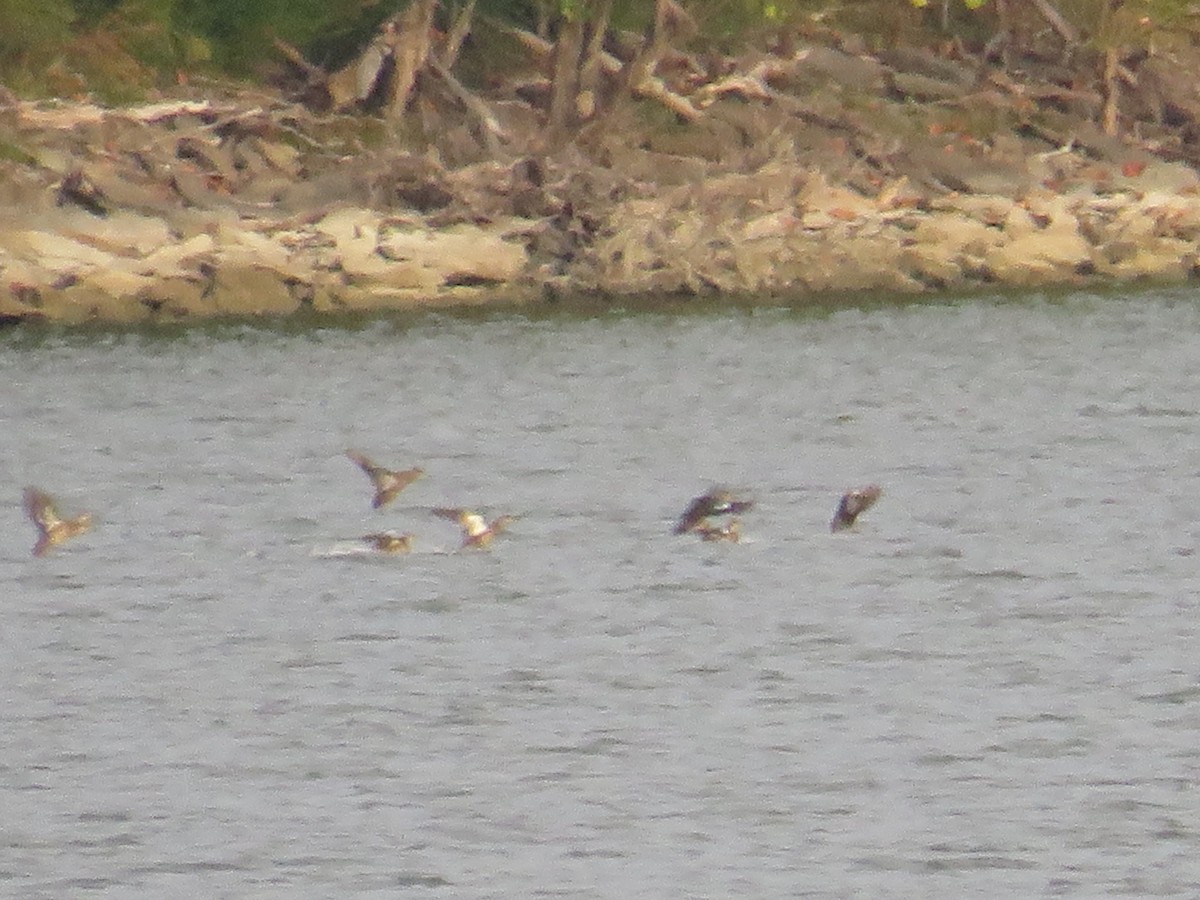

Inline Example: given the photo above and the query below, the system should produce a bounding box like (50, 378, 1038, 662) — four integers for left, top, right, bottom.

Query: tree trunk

(386, 0, 438, 119)
(576, 0, 614, 121)
(1101, 46, 1119, 136)
(548, 14, 585, 144)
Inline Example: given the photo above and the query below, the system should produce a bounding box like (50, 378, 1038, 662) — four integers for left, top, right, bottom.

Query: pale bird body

(361, 531, 414, 553)
(433, 507, 515, 549)
(696, 517, 741, 543)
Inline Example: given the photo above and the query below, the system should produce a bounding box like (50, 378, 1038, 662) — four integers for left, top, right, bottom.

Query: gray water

(2, 290, 1199, 898)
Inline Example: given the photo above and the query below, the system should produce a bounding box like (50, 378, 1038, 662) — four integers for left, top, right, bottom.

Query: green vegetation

(0, 138, 36, 164)
(0, 0, 1196, 100)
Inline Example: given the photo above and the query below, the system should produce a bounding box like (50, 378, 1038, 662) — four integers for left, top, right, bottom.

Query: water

(2, 290, 1199, 897)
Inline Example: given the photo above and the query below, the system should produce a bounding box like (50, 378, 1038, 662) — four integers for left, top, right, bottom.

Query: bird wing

(674, 495, 715, 534)
(432, 506, 464, 522)
(23, 487, 60, 534)
(433, 508, 489, 538)
(675, 491, 751, 533)
(378, 467, 422, 495)
(345, 449, 379, 477)
(488, 515, 515, 535)
(349, 451, 422, 507)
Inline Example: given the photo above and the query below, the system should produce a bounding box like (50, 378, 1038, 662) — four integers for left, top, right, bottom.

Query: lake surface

(2, 289, 1199, 898)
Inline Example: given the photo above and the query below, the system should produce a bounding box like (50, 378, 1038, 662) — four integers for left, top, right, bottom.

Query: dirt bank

(4, 27, 1200, 325)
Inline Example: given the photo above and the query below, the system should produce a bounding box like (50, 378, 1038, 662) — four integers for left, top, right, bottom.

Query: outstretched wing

(23, 487, 89, 557)
(346, 450, 422, 508)
(433, 507, 488, 538)
(23, 487, 60, 535)
(673, 490, 753, 534)
(374, 467, 423, 508)
(345, 449, 378, 475)
(674, 494, 714, 534)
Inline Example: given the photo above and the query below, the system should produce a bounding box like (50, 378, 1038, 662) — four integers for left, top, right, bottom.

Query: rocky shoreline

(5, 36, 1200, 324)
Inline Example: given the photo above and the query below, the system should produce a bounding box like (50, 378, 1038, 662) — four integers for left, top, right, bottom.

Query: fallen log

(17, 99, 227, 129)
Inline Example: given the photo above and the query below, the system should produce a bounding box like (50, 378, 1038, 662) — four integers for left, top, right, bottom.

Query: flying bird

(361, 531, 413, 553)
(831, 484, 882, 532)
(346, 449, 424, 509)
(23, 487, 92, 557)
(432, 507, 515, 549)
(673, 489, 753, 535)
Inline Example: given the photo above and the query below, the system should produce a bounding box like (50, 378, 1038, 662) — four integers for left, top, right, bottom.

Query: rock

(798, 171, 878, 218)
(985, 220, 1093, 285)
(36, 279, 148, 324)
(1002, 205, 1041, 239)
(910, 214, 1003, 258)
(322, 284, 426, 312)
(902, 141, 1027, 197)
(378, 225, 528, 285)
(1096, 237, 1193, 282)
(248, 138, 301, 176)
(8, 35, 1200, 325)
(0, 280, 45, 319)
(934, 195, 1015, 227)
(209, 265, 301, 315)
(61, 210, 175, 256)
(175, 134, 239, 184)
(82, 267, 154, 298)
(900, 243, 966, 288)
(170, 167, 230, 208)
(82, 161, 180, 214)
(141, 233, 216, 277)
(215, 225, 293, 272)
(313, 208, 386, 277)
(137, 276, 212, 318)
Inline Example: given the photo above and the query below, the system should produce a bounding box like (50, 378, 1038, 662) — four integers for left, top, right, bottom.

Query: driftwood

(284, 0, 437, 115)
(264, 0, 1169, 162)
(324, 29, 389, 109)
(502, 15, 700, 127)
(17, 99, 228, 129)
(275, 3, 508, 157)
(428, 58, 509, 156)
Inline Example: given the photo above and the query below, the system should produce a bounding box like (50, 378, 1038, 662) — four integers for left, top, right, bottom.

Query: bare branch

(441, 0, 477, 70)
(428, 57, 509, 156)
(1026, 0, 1080, 46)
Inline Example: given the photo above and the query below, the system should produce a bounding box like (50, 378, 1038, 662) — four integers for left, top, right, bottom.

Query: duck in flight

(831, 484, 882, 532)
(361, 531, 413, 553)
(346, 449, 424, 509)
(433, 507, 515, 549)
(23, 486, 92, 557)
(673, 489, 753, 535)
